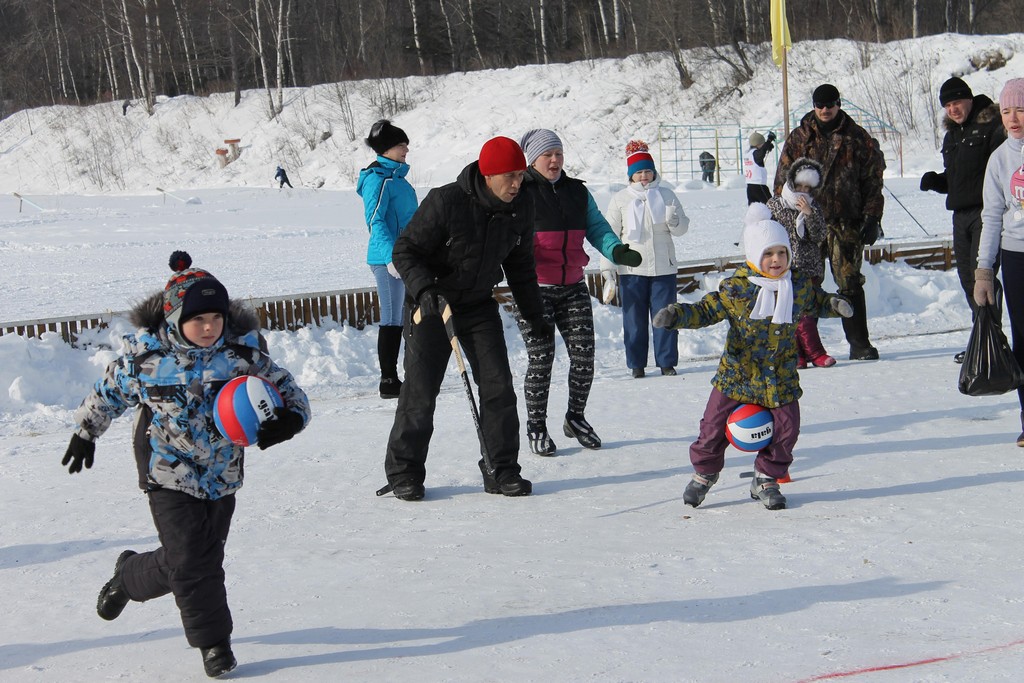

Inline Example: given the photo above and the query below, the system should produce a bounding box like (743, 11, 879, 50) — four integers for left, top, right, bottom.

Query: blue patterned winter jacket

(357, 156, 418, 265)
(73, 295, 311, 500)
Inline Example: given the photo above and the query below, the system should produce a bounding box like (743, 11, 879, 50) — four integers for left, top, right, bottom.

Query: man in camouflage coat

(774, 83, 885, 360)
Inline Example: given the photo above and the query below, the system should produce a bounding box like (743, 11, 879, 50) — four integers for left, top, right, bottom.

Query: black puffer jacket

(934, 95, 1006, 211)
(392, 161, 544, 320)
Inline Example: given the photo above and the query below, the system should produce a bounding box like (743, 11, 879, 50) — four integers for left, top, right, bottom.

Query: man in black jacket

(920, 77, 1006, 362)
(383, 136, 546, 501)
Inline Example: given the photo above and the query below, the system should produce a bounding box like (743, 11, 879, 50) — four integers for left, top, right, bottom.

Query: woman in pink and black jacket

(514, 129, 641, 456)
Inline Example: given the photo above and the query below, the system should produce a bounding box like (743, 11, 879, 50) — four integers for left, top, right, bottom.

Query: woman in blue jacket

(357, 120, 418, 398)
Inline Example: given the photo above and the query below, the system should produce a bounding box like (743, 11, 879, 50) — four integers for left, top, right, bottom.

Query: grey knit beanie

(519, 129, 563, 167)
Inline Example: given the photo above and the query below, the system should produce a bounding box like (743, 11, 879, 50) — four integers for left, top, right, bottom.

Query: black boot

(1017, 411, 1024, 448)
(96, 550, 137, 621)
(480, 462, 532, 496)
(841, 289, 878, 360)
(378, 326, 403, 399)
(200, 638, 237, 678)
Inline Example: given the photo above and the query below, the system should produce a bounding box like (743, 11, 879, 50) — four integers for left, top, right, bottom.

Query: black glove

(256, 408, 305, 451)
(919, 171, 940, 192)
(521, 315, 554, 339)
(417, 288, 441, 321)
(766, 131, 777, 142)
(860, 216, 882, 246)
(62, 434, 95, 474)
(612, 244, 643, 268)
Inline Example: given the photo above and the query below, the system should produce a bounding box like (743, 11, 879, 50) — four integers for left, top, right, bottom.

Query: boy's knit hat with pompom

(163, 250, 230, 327)
(625, 140, 656, 180)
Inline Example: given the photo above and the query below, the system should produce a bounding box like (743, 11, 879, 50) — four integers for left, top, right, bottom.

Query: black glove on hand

(653, 306, 679, 329)
(522, 316, 554, 339)
(860, 216, 882, 246)
(919, 171, 940, 192)
(256, 408, 305, 451)
(62, 434, 95, 474)
(417, 288, 441, 321)
(612, 244, 643, 268)
(766, 131, 777, 142)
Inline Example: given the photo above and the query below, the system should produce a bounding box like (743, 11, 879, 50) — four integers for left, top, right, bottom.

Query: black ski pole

(883, 183, 934, 237)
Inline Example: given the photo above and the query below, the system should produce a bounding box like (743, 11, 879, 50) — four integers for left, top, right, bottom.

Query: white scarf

(625, 181, 666, 243)
(780, 183, 813, 239)
(747, 270, 794, 324)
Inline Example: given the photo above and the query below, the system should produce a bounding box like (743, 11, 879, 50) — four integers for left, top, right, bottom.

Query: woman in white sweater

(603, 140, 689, 377)
(975, 77, 1024, 445)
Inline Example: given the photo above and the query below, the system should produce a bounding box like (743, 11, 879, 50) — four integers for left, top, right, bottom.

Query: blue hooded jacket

(356, 156, 418, 265)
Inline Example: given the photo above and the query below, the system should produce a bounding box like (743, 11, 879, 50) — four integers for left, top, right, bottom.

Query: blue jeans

(620, 273, 679, 369)
(371, 264, 405, 327)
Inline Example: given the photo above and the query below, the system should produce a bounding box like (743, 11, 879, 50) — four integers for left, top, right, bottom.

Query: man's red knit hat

(478, 136, 527, 176)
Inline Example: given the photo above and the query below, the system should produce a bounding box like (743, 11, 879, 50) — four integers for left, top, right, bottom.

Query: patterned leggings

(516, 281, 596, 426)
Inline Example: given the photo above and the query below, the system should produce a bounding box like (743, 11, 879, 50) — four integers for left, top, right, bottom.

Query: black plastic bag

(958, 303, 1024, 396)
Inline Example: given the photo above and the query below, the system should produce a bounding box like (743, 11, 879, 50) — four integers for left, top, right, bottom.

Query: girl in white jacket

(603, 140, 689, 377)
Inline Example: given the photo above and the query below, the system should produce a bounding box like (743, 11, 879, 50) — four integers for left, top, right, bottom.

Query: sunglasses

(814, 100, 839, 109)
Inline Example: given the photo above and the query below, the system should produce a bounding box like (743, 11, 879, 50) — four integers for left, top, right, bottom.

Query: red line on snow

(795, 637, 1024, 681)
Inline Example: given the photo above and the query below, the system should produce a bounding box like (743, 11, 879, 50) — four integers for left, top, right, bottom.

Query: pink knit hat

(999, 78, 1024, 110)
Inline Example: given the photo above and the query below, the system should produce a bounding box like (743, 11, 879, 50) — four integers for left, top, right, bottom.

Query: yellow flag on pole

(770, 0, 792, 67)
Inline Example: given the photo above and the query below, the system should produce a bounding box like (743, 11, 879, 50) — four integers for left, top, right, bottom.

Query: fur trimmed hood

(944, 94, 999, 131)
(129, 291, 261, 336)
(785, 157, 824, 191)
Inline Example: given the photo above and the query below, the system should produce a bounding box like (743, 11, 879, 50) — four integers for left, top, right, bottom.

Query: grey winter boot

(683, 472, 720, 508)
(750, 473, 787, 510)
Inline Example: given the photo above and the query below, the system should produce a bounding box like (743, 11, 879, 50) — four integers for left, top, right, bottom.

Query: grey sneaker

(683, 472, 720, 508)
(750, 473, 787, 510)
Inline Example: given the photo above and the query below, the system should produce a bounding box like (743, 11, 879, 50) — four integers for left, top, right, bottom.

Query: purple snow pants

(689, 387, 800, 480)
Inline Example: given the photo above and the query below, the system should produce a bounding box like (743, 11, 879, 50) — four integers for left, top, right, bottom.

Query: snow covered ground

(3, 33, 1024, 683)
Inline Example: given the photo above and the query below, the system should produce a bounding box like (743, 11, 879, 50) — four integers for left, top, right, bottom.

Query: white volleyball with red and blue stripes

(214, 376, 284, 446)
(725, 404, 773, 452)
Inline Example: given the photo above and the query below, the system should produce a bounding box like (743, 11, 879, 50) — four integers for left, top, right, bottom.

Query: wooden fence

(1, 239, 954, 345)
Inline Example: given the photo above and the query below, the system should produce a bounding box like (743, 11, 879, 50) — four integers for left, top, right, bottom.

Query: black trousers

(384, 297, 522, 485)
(953, 207, 999, 318)
(121, 489, 235, 648)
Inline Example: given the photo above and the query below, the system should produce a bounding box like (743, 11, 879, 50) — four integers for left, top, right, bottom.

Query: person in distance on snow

(920, 77, 1006, 363)
(744, 130, 776, 204)
(766, 157, 836, 368)
(382, 136, 546, 501)
(513, 128, 642, 456)
(699, 150, 716, 183)
(61, 251, 311, 678)
(974, 78, 1024, 447)
(652, 205, 853, 510)
(774, 83, 884, 361)
(274, 165, 293, 188)
(602, 139, 687, 379)
(357, 119, 418, 399)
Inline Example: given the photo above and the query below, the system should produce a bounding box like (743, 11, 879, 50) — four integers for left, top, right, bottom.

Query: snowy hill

(1, 33, 1022, 195)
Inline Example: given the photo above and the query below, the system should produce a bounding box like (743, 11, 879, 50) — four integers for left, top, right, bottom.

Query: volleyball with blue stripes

(725, 404, 773, 452)
(214, 376, 283, 446)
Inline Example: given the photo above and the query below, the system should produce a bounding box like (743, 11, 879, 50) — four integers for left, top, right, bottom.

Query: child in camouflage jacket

(653, 206, 851, 510)
(61, 250, 311, 677)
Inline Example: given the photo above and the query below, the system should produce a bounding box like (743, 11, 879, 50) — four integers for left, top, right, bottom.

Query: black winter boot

(1017, 411, 1024, 448)
(481, 464, 532, 496)
(96, 550, 137, 621)
(200, 638, 237, 678)
(378, 326, 403, 398)
(841, 289, 878, 360)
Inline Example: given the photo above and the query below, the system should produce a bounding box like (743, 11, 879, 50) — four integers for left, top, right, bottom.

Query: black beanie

(939, 77, 973, 106)
(365, 120, 409, 156)
(812, 83, 841, 106)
